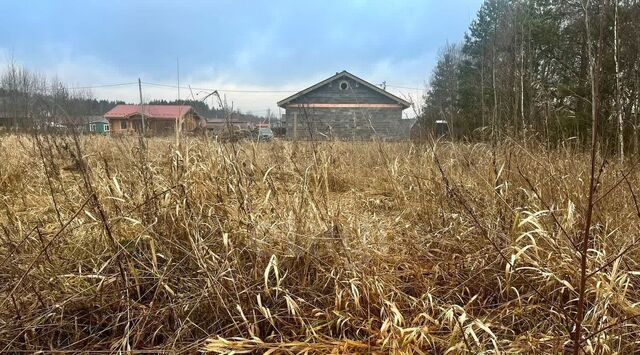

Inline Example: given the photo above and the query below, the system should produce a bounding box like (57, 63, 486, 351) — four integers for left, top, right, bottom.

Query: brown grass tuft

(0, 134, 639, 353)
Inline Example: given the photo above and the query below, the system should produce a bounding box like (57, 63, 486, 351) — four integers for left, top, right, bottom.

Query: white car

(257, 127, 274, 141)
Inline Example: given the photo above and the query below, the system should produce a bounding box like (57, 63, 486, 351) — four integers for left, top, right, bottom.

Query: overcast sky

(0, 0, 482, 116)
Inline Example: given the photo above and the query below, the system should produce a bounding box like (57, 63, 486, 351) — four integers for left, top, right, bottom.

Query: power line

(68, 82, 138, 90)
(67, 80, 425, 93)
(66, 81, 294, 93)
(384, 83, 426, 91)
(142, 81, 296, 93)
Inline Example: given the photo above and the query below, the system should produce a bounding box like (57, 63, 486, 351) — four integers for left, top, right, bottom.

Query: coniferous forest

(417, 0, 640, 156)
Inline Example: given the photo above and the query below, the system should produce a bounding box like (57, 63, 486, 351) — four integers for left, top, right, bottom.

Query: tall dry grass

(0, 134, 639, 353)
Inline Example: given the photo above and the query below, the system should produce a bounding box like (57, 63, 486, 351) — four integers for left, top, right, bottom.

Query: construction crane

(196, 90, 224, 108)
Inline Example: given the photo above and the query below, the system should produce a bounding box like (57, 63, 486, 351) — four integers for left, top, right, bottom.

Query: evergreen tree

(416, 0, 640, 153)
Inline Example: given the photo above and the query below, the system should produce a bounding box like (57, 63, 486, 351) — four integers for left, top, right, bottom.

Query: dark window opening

(339, 81, 349, 90)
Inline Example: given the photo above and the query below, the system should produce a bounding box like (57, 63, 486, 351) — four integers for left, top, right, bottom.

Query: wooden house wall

(284, 107, 406, 140)
(88, 121, 109, 133)
(108, 118, 130, 134)
(107, 113, 199, 135)
(282, 76, 409, 139)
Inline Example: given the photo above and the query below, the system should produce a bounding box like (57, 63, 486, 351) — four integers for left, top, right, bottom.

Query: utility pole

(177, 57, 180, 102)
(138, 78, 145, 135)
(176, 57, 181, 147)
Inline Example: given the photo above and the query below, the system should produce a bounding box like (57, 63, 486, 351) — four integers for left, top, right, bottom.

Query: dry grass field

(0, 134, 639, 353)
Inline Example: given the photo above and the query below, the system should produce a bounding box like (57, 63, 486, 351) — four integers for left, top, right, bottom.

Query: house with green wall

(87, 116, 110, 134)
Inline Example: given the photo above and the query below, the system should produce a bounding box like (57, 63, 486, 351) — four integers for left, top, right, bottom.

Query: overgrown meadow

(0, 134, 639, 353)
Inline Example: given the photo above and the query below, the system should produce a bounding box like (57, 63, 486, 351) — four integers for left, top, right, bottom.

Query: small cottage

(86, 116, 110, 134)
(277, 71, 412, 140)
(104, 104, 201, 135)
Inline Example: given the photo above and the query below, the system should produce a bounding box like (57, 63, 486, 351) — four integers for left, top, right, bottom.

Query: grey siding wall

(285, 107, 407, 139)
(289, 77, 397, 105)
(280, 74, 412, 139)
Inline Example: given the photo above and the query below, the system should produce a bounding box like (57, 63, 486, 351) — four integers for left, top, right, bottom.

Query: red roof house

(104, 104, 202, 135)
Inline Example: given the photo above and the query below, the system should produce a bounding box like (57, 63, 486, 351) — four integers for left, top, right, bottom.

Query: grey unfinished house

(277, 71, 412, 140)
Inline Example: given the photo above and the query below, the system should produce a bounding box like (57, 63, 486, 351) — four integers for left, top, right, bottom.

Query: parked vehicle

(256, 127, 274, 141)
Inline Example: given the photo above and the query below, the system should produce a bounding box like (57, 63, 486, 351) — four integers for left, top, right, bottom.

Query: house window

(104, 124, 110, 132)
(339, 81, 349, 90)
(121, 121, 128, 129)
(89, 123, 96, 132)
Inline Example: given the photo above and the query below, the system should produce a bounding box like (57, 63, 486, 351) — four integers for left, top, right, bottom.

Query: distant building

(277, 71, 412, 140)
(204, 117, 248, 132)
(104, 104, 201, 135)
(435, 120, 449, 137)
(85, 116, 110, 134)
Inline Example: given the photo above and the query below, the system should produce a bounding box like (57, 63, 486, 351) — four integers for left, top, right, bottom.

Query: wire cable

(68, 82, 138, 90)
(67, 80, 425, 93)
(384, 84, 426, 91)
(141, 81, 296, 93)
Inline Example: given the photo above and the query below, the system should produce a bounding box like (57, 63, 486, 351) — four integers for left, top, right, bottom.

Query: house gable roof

(277, 70, 411, 109)
(104, 104, 197, 120)
(86, 116, 109, 124)
(204, 117, 246, 124)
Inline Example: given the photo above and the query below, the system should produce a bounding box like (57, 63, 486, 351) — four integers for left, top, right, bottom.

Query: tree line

(416, 0, 640, 156)
(0, 61, 124, 128)
(0, 61, 267, 129)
